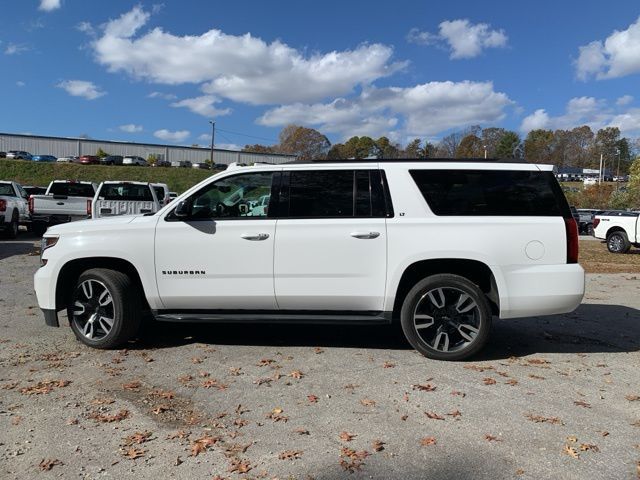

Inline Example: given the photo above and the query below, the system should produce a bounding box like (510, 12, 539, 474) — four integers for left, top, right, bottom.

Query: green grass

(0, 160, 218, 193)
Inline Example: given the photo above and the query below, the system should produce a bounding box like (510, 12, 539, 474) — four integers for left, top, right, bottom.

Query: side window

(17, 185, 28, 199)
(288, 170, 353, 218)
(187, 172, 276, 220)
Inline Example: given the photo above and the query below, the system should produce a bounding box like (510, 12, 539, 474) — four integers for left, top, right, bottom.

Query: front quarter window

(169, 171, 277, 221)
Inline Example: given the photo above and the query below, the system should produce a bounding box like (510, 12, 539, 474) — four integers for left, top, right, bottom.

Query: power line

(215, 127, 277, 144)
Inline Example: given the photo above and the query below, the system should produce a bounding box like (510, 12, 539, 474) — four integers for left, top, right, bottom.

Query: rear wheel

(400, 274, 492, 361)
(67, 268, 142, 349)
(587, 223, 594, 236)
(607, 231, 630, 254)
(6, 212, 19, 239)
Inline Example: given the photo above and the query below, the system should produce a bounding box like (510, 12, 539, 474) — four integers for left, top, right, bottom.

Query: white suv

(34, 160, 584, 360)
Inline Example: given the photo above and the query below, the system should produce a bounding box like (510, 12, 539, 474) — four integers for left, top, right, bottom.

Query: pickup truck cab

(92, 181, 161, 218)
(0, 181, 30, 238)
(35, 160, 585, 361)
(593, 211, 640, 253)
(29, 180, 97, 236)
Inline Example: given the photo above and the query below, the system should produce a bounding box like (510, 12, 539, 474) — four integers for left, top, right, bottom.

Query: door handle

(241, 233, 270, 241)
(56, 202, 64, 205)
(350, 231, 380, 239)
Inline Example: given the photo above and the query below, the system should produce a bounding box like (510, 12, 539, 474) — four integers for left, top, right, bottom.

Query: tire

(400, 274, 492, 361)
(607, 231, 631, 254)
(6, 212, 18, 239)
(32, 222, 47, 237)
(67, 268, 142, 349)
(587, 224, 594, 236)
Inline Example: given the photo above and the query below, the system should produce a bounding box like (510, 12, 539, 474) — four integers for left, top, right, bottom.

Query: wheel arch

(391, 258, 499, 320)
(55, 257, 150, 312)
(605, 226, 626, 238)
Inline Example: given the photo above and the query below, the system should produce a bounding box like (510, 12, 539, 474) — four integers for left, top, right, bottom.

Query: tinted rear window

(99, 184, 153, 201)
(49, 183, 95, 197)
(410, 170, 569, 216)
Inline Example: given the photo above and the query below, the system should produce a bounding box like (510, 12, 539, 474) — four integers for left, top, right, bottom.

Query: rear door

(273, 168, 389, 311)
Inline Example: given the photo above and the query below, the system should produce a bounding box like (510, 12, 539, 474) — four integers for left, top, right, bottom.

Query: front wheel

(400, 274, 492, 361)
(607, 231, 631, 254)
(67, 268, 142, 348)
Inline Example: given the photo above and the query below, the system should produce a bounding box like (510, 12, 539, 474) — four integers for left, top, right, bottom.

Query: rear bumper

(498, 263, 585, 319)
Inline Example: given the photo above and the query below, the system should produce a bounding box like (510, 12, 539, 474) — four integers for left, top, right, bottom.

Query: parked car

(153, 160, 171, 167)
(101, 155, 124, 166)
(35, 160, 584, 360)
(583, 177, 597, 186)
(57, 156, 80, 163)
(122, 156, 147, 166)
(151, 183, 171, 206)
(593, 211, 640, 253)
(192, 162, 210, 170)
(32, 155, 57, 162)
(79, 155, 100, 165)
(6, 150, 32, 160)
(29, 180, 97, 236)
(0, 181, 30, 238)
(171, 160, 192, 168)
(92, 181, 160, 218)
(0, 152, 6, 158)
(168, 192, 178, 202)
(22, 185, 47, 197)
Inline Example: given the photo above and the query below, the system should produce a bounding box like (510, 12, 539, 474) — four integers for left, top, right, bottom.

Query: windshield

(99, 183, 153, 201)
(0, 184, 16, 196)
(48, 183, 95, 197)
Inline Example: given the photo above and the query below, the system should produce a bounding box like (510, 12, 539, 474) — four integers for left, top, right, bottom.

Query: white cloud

(575, 16, 640, 80)
(216, 143, 241, 151)
(39, 0, 61, 12)
(259, 80, 512, 139)
(4, 43, 29, 55)
(171, 95, 231, 117)
(91, 6, 405, 105)
(119, 124, 143, 133)
(56, 80, 106, 100)
(154, 129, 190, 143)
(16, 81, 26, 87)
(408, 19, 507, 59)
(148, 91, 177, 100)
(616, 94, 634, 106)
(520, 96, 640, 136)
(76, 21, 93, 35)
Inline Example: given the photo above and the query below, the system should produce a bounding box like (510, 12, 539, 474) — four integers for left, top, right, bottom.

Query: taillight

(28, 196, 34, 214)
(592, 218, 600, 230)
(564, 218, 579, 264)
(86, 199, 92, 216)
(0, 200, 6, 212)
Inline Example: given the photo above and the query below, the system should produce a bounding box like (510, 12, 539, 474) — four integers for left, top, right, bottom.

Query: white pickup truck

(0, 181, 30, 238)
(29, 180, 97, 236)
(92, 181, 161, 218)
(593, 211, 640, 253)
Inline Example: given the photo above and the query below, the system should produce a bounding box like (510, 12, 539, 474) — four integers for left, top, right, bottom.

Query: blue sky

(1, 0, 640, 149)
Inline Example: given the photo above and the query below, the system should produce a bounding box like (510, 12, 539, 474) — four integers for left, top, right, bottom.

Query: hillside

(0, 160, 218, 193)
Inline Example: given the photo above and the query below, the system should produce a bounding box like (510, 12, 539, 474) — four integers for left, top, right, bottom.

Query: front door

(155, 170, 279, 310)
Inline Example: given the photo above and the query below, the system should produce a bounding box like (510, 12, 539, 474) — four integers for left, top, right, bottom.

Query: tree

(147, 153, 158, 166)
(495, 131, 521, 158)
(375, 137, 401, 159)
(481, 127, 506, 158)
(524, 129, 554, 163)
(277, 125, 331, 161)
(340, 136, 377, 159)
(95, 147, 109, 158)
(404, 139, 423, 158)
(242, 144, 274, 154)
(455, 134, 484, 158)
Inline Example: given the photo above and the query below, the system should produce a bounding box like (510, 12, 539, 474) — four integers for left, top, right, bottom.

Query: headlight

(40, 236, 59, 266)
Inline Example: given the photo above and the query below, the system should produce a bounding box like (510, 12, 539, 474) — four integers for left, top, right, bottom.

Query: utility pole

(616, 148, 621, 190)
(483, 145, 487, 159)
(209, 120, 215, 168)
(598, 153, 603, 184)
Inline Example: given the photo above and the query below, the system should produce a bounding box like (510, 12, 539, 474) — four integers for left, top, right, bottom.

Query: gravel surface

(1, 234, 639, 480)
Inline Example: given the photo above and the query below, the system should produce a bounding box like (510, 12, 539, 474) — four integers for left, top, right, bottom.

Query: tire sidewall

(400, 274, 492, 361)
(607, 232, 629, 253)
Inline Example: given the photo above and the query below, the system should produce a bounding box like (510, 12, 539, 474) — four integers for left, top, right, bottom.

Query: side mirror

(173, 200, 190, 218)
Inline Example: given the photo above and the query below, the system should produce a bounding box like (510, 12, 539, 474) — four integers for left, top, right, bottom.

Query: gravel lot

(1, 234, 639, 480)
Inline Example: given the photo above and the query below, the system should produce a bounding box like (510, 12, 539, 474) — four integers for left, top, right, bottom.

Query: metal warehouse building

(0, 132, 295, 165)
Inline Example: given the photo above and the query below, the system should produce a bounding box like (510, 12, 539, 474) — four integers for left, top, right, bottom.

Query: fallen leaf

(122, 381, 141, 390)
(191, 357, 203, 364)
(314, 347, 324, 354)
(527, 358, 550, 365)
(566, 436, 578, 443)
(563, 444, 580, 459)
(122, 431, 152, 446)
(360, 398, 376, 407)
(201, 379, 228, 390)
(253, 377, 273, 386)
(278, 450, 302, 460)
(579, 443, 599, 452)
(515, 469, 525, 476)
(339, 447, 368, 472)
(383, 362, 396, 368)
(339, 431, 356, 442)
(289, 370, 304, 379)
(233, 418, 249, 428)
(152, 405, 171, 415)
(450, 390, 466, 397)
(464, 364, 493, 372)
(372, 440, 385, 452)
(266, 408, 288, 423)
(149, 389, 175, 399)
(39, 459, 63, 471)
(189, 434, 219, 456)
(228, 459, 252, 474)
(525, 414, 563, 425)
(447, 409, 462, 417)
(122, 447, 145, 459)
(505, 379, 519, 386)
(257, 359, 275, 367)
(307, 394, 319, 403)
(88, 409, 130, 423)
(420, 436, 437, 446)
(528, 374, 545, 380)
(625, 394, 640, 402)
(574, 400, 591, 408)
(20, 379, 71, 395)
(483, 378, 497, 385)
(167, 430, 190, 440)
(425, 412, 444, 420)
(484, 434, 501, 442)
(412, 383, 436, 392)
(293, 427, 310, 435)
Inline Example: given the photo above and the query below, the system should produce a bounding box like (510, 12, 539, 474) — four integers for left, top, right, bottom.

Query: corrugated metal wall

(0, 132, 295, 165)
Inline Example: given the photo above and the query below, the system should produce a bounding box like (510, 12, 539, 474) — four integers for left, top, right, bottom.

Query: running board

(153, 310, 393, 325)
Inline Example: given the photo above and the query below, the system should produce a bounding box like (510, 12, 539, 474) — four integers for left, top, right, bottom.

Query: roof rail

(286, 157, 532, 164)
